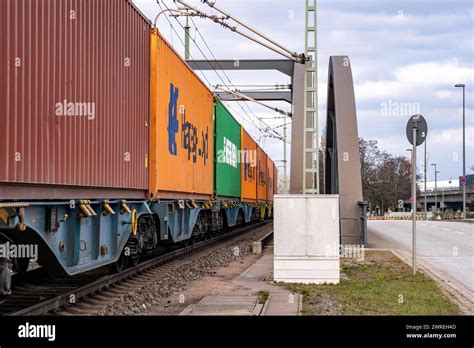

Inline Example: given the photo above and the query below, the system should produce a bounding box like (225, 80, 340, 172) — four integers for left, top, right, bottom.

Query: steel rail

(7, 221, 269, 316)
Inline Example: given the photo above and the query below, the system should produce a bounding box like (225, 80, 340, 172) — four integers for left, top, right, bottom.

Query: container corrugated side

(214, 101, 241, 199)
(274, 163, 278, 195)
(257, 147, 268, 202)
(266, 157, 275, 201)
(0, 0, 150, 200)
(241, 127, 258, 202)
(150, 29, 213, 200)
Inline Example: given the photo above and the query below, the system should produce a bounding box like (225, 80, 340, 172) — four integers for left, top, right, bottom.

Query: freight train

(0, 0, 277, 296)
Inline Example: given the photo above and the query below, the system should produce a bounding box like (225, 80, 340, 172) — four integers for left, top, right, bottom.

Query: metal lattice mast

(302, 0, 319, 194)
(184, 16, 191, 60)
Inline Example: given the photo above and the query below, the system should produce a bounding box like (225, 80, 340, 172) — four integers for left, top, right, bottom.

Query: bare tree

(359, 138, 414, 213)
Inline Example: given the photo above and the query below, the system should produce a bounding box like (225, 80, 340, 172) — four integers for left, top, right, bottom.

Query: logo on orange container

(167, 83, 179, 156)
(244, 150, 256, 183)
(167, 83, 209, 165)
(258, 160, 266, 186)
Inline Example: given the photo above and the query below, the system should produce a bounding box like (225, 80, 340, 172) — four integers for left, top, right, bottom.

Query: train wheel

(182, 239, 190, 248)
(13, 257, 30, 274)
(0, 257, 12, 299)
(130, 253, 140, 267)
(183, 236, 195, 248)
(236, 211, 244, 226)
(110, 251, 126, 273)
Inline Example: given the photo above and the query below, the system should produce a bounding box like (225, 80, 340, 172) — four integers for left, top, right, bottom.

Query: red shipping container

(0, 0, 150, 200)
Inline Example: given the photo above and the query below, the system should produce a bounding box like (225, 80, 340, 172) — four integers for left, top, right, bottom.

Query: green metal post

(302, 0, 318, 194)
(185, 16, 190, 60)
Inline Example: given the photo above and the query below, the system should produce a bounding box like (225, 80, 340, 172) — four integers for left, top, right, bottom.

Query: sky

(133, 0, 473, 182)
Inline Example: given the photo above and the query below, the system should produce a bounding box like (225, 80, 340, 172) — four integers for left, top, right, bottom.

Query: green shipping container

(214, 101, 242, 199)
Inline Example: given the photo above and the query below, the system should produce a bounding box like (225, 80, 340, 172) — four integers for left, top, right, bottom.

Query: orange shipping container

(241, 127, 258, 202)
(150, 29, 214, 200)
(257, 147, 267, 202)
(266, 157, 275, 201)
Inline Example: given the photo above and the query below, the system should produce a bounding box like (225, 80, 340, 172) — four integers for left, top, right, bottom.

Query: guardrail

(368, 216, 425, 221)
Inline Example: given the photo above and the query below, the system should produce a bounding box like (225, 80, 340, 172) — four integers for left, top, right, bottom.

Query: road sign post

(406, 114, 428, 276)
(412, 126, 417, 275)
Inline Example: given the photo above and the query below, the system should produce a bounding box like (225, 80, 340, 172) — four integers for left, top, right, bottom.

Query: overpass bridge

(418, 187, 474, 211)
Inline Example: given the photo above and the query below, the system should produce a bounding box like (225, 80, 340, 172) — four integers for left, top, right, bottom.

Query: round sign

(406, 114, 428, 146)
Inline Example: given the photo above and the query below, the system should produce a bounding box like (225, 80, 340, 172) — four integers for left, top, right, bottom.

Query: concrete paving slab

(179, 295, 258, 315)
(263, 291, 300, 316)
(235, 253, 273, 286)
(179, 248, 301, 316)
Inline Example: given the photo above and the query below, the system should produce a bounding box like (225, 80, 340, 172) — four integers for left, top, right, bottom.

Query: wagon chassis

(2, 220, 269, 315)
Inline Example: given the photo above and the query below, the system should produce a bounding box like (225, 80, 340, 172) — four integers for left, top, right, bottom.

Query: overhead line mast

(302, 0, 319, 194)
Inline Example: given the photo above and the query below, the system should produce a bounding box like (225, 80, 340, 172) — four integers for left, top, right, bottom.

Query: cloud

(354, 62, 474, 102)
(429, 127, 474, 149)
(394, 62, 474, 87)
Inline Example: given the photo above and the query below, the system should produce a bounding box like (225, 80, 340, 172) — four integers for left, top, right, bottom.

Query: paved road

(368, 220, 473, 301)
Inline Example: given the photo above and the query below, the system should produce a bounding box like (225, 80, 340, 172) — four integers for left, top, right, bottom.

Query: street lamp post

(431, 163, 439, 213)
(406, 149, 413, 212)
(424, 140, 428, 219)
(455, 84, 466, 218)
(407, 149, 413, 213)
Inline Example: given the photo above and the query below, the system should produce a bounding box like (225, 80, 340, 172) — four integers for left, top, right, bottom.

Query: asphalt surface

(368, 220, 473, 300)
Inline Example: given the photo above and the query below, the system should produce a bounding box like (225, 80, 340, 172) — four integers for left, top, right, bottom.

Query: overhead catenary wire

(161, 1, 259, 129)
(156, 1, 214, 88)
(176, 0, 306, 63)
(156, 2, 278, 142)
(222, 84, 291, 89)
(215, 86, 292, 118)
(263, 138, 283, 149)
(160, 0, 286, 143)
(157, 1, 262, 135)
(183, 7, 267, 135)
(199, 0, 304, 62)
(180, 3, 286, 142)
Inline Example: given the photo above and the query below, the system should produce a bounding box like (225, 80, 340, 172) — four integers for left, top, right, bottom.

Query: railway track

(1, 221, 270, 316)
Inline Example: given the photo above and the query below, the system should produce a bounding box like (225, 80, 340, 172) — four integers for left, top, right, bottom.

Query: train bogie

(0, 200, 151, 276)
